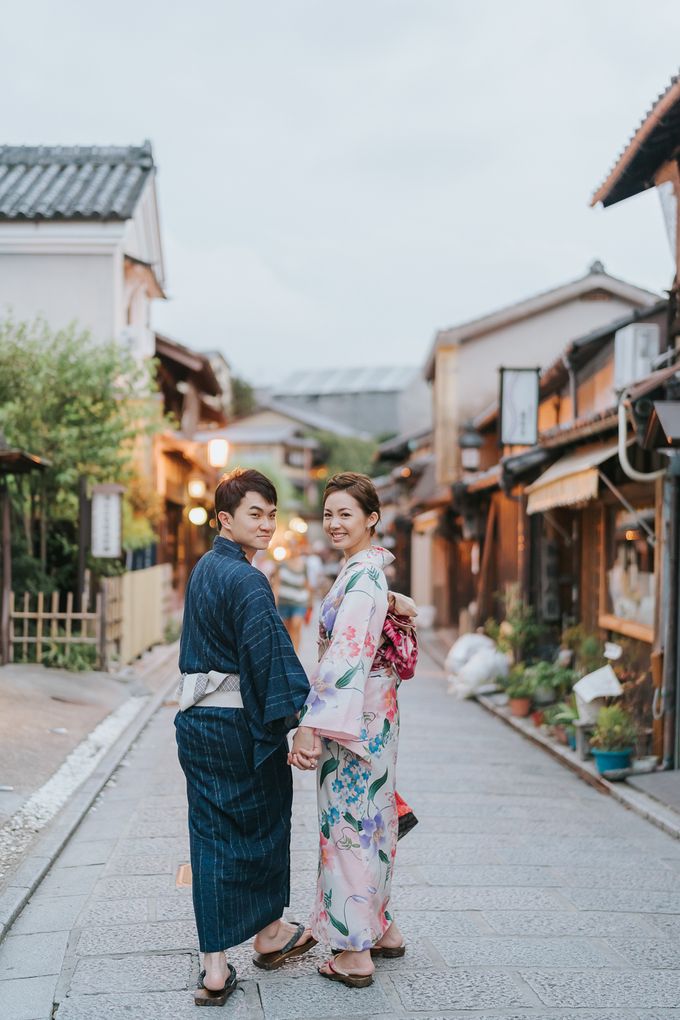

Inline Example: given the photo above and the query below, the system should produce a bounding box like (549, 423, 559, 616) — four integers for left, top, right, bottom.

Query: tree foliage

(231, 375, 257, 418)
(311, 431, 378, 478)
(0, 317, 162, 590)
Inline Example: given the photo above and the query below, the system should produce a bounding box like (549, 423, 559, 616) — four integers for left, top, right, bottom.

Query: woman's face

(323, 490, 378, 556)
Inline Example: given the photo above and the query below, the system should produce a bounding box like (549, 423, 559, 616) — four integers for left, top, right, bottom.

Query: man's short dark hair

(214, 468, 277, 518)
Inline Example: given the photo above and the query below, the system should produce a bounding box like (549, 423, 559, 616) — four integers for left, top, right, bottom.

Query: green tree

(0, 316, 161, 589)
(311, 431, 378, 478)
(231, 375, 256, 417)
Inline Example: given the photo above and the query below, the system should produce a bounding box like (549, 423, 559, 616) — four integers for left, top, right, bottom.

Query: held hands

(288, 726, 321, 771)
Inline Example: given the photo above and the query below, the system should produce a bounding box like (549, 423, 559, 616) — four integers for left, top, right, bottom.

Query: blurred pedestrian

(274, 539, 311, 653)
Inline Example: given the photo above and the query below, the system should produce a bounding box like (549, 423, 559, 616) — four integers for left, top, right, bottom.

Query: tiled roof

(0, 142, 154, 220)
(592, 71, 680, 207)
(274, 365, 418, 396)
(425, 263, 661, 381)
(262, 398, 373, 440)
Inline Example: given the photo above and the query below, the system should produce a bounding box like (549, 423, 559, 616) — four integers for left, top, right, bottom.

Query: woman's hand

(288, 726, 321, 771)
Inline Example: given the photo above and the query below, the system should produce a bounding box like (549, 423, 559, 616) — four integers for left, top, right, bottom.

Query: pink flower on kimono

(363, 632, 376, 657)
(342, 625, 357, 641)
(348, 640, 361, 656)
(383, 687, 397, 722)
(359, 812, 387, 856)
(320, 834, 335, 868)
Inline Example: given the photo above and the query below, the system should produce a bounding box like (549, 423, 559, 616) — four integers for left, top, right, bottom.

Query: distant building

(272, 365, 431, 438)
(0, 143, 229, 590)
(198, 400, 371, 510)
(0, 143, 164, 361)
(426, 262, 660, 484)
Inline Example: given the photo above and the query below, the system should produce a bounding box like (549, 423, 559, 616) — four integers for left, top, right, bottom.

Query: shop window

(599, 506, 655, 642)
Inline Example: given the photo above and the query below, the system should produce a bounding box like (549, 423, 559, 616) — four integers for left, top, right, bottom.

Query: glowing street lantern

(272, 545, 287, 562)
(208, 438, 229, 468)
(289, 516, 308, 534)
(188, 506, 208, 526)
(187, 478, 207, 499)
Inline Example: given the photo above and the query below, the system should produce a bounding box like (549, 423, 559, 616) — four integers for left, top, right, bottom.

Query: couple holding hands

(175, 468, 414, 1006)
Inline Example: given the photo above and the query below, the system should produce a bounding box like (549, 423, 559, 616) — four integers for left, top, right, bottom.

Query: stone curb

(419, 629, 680, 844)
(0, 641, 180, 944)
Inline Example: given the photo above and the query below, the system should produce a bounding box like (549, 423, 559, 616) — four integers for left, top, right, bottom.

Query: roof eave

(591, 75, 680, 208)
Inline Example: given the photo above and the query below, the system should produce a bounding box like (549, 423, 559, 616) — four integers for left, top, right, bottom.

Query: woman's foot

(319, 949, 374, 977)
(202, 950, 228, 991)
(318, 950, 374, 987)
(373, 921, 404, 951)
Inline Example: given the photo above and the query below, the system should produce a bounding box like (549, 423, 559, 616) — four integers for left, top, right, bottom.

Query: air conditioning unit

(614, 323, 660, 390)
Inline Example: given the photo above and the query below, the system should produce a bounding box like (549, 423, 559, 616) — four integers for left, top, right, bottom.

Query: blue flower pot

(592, 748, 633, 775)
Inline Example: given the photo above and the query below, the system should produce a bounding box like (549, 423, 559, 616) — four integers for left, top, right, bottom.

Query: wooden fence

(8, 563, 173, 670)
(101, 564, 173, 666)
(9, 590, 102, 664)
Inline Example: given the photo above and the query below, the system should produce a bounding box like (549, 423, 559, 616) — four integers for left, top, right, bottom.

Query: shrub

(590, 704, 637, 751)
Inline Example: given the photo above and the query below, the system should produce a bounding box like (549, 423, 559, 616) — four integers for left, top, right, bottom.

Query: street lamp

(188, 506, 208, 526)
(187, 478, 207, 499)
(459, 421, 483, 472)
(208, 438, 229, 468)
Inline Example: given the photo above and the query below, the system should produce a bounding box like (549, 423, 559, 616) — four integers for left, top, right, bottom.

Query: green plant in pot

(526, 661, 577, 707)
(504, 667, 534, 718)
(590, 704, 637, 774)
(551, 698, 579, 749)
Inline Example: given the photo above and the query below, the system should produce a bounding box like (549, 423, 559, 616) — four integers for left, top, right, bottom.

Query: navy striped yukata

(175, 536, 310, 952)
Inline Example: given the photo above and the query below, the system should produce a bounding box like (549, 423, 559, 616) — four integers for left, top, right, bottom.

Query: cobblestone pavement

(3, 646, 680, 1019)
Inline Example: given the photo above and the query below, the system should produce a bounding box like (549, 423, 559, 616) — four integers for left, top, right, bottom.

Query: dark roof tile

(0, 142, 155, 221)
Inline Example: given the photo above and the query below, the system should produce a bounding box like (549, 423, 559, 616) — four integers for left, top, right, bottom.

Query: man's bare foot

(202, 950, 228, 991)
(373, 921, 404, 949)
(253, 919, 314, 954)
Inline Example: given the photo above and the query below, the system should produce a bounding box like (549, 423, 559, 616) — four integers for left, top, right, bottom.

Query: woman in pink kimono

(290, 472, 405, 988)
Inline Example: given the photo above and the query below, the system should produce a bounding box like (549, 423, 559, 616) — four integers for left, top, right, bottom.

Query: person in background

(274, 538, 311, 652)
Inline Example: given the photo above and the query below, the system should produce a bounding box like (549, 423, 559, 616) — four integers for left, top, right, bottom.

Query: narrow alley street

(2, 641, 680, 1020)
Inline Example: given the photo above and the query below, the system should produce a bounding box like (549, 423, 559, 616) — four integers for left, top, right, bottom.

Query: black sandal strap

(197, 964, 238, 992)
(279, 922, 305, 955)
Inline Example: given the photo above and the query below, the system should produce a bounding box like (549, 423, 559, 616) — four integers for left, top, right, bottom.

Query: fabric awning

(525, 441, 620, 515)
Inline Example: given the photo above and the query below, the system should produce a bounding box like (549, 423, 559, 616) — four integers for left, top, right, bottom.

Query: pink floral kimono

(301, 545, 399, 951)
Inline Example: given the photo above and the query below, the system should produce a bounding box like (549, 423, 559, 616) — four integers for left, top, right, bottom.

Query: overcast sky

(3, 1, 680, 382)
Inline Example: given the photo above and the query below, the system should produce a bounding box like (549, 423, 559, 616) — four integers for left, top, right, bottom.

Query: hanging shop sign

(91, 484, 124, 558)
(499, 367, 540, 446)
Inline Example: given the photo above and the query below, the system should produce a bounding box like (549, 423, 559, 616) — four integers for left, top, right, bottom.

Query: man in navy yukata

(175, 468, 321, 1005)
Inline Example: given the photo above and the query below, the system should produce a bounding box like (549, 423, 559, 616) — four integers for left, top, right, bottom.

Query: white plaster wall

(454, 295, 640, 420)
(434, 294, 650, 483)
(0, 252, 118, 342)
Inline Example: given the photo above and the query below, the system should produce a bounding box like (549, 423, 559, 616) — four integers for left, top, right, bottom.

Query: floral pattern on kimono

(302, 545, 400, 950)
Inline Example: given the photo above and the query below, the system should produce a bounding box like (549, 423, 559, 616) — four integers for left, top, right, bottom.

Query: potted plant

(551, 699, 579, 750)
(505, 672, 534, 718)
(589, 704, 637, 774)
(525, 661, 577, 707)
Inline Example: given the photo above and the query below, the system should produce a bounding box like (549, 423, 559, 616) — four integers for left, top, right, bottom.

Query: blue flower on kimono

(368, 735, 383, 754)
(328, 806, 340, 825)
(359, 812, 387, 855)
(332, 779, 343, 793)
(333, 932, 373, 952)
(306, 668, 337, 715)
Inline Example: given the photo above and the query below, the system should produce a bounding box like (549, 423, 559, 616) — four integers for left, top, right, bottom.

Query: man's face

(218, 491, 277, 554)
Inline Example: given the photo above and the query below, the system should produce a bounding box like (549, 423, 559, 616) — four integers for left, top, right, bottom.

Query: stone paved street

(2, 645, 680, 1019)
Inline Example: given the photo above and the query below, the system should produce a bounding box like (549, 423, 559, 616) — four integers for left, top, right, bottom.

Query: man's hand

(288, 726, 321, 771)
